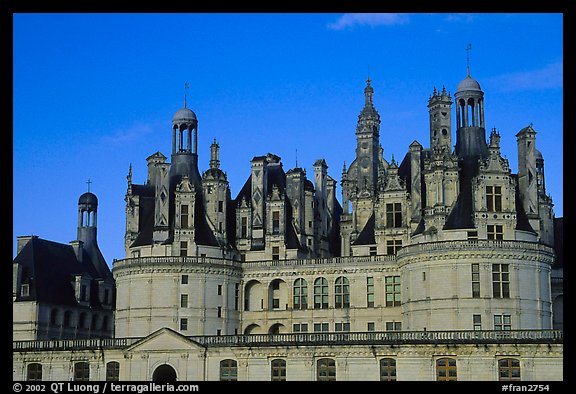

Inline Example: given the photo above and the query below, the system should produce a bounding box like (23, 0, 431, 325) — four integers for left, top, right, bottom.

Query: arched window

(220, 359, 238, 381)
(91, 314, 99, 330)
(379, 358, 397, 381)
(26, 363, 42, 381)
(63, 311, 72, 328)
(50, 309, 59, 326)
(74, 362, 90, 381)
(498, 358, 521, 381)
(271, 359, 286, 381)
(293, 278, 308, 310)
(106, 361, 120, 381)
(436, 358, 457, 381)
(317, 358, 336, 381)
(335, 276, 350, 308)
(152, 364, 177, 382)
(314, 278, 328, 309)
(78, 313, 87, 329)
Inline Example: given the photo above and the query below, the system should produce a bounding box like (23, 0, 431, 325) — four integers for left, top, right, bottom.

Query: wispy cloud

(485, 62, 563, 92)
(327, 13, 409, 30)
(444, 13, 475, 23)
(101, 120, 159, 145)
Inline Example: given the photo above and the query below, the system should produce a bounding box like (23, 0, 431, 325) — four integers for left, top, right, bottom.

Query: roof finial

(86, 178, 92, 193)
(466, 43, 472, 76)
(184, 82, 190, 108)
(295, 148, 298, 168)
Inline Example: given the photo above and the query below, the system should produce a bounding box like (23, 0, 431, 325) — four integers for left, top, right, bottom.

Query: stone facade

(13, 67, 563, 381)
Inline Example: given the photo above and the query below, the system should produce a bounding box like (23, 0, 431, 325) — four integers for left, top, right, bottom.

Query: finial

(184, 82, 190, 108)
(86, 178, 92, 193)
(441, 85, 447, 95)
(466, 43, 472, 76)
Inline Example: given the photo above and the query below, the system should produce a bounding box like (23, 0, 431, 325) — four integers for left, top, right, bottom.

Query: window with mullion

(335, 276, 350, 308)
(314, 277, 329, 309)
(293, 278, 308, 310)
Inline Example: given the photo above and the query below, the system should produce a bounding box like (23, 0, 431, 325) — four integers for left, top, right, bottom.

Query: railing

(113, 256, 242, 270)
(397, 239, 555, 258)
(113, 240, 553, 272)
(13, 330, 562, 352)
(113, 254, 397, 271)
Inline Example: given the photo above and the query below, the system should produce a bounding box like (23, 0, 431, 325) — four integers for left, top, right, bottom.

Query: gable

(126, 328, 204, 353)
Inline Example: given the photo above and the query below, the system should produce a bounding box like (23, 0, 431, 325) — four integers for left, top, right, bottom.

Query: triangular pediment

(126, 327, 204, 353)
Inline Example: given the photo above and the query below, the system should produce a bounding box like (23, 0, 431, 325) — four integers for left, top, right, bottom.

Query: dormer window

(21, 283, 29, 297)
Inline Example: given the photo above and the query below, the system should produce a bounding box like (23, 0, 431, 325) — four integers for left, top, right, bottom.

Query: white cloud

(485, 62, 563, 92)
(327, 13, 409, 30)
(101, 121, 158, 145)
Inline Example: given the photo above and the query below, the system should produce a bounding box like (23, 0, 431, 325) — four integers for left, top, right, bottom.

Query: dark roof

(553, 217, 563, 269)
(511, 174, 537, 234)
(13, 237, 111, 308)
(444, 159, 477, 230)
(353, 213, 376, 245)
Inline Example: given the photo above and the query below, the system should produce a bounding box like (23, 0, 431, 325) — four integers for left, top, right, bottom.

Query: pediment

(126, 327, 204, 353)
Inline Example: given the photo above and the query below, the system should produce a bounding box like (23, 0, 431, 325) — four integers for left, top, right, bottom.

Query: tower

(202, 139, 230, 243)
(76, 190, 110, 279)
(428, 86, 453, 154)
(355, 77, 381, 195)
(454, 72, 488, 161)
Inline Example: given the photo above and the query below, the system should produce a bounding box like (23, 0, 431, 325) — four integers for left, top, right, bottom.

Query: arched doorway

(152, 364, 177, 382)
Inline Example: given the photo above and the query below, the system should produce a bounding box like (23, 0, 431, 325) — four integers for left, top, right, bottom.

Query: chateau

(13, 67, 563, 381)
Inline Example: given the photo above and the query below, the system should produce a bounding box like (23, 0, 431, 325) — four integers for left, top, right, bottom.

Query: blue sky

(13, 13, 563, 263)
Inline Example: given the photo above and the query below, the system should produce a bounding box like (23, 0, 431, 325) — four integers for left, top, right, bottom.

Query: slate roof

(13, 237, 111, 308)
(352, 213, 376, 246)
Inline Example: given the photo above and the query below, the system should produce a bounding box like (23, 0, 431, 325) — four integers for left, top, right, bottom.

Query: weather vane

(466, 43, 472, 76)
(184, 82, 190, 108)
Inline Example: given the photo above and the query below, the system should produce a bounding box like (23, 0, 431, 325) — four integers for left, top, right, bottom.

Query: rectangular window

(386, 203, 402, 228)
(217, 306, 222, 318)
(272, 211, 280, 234)
(234, 283, 239, 311)
(272, 246, 280, 260)
(335, 322, 350, 332)
(472, 263, 480, 298)
(217, 284, 222, 296)
(473, 314, 482, 330)
(217, 329, 221, 336)
(386, 240, 402, 255)
(181, 275, 189, 284)
(180, 318, 188, 331)
(369, 246, 377, 256)
(367, 322, 375, 332)
(241, 217, 248, 238)
(293, 323, 308, 333)
(486, 186, 502, 212)
(492, 264, 510, 298)
(367, 277, 375, 307)
(385, 276, 401, 307)
(180, 294, 188, 308)
(271, 359, 287, 382)
(272, 298, 280, 309)
(385, 321, 402, 331)
(218, 201, 224, 213)
(180, 241, 188, 257)
(467, 231, 478, 240)
(494, 314, 512, 330)
(314, 323, 329, 332)
(180, 204, 189, 228)
(487, 224, 504, 240)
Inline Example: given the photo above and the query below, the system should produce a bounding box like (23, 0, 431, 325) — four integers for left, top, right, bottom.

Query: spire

(364, 76, 374, 106)
(466, 43, 472, 76)
(209, 138, 220, 169)
(184, 82, 190, 108)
